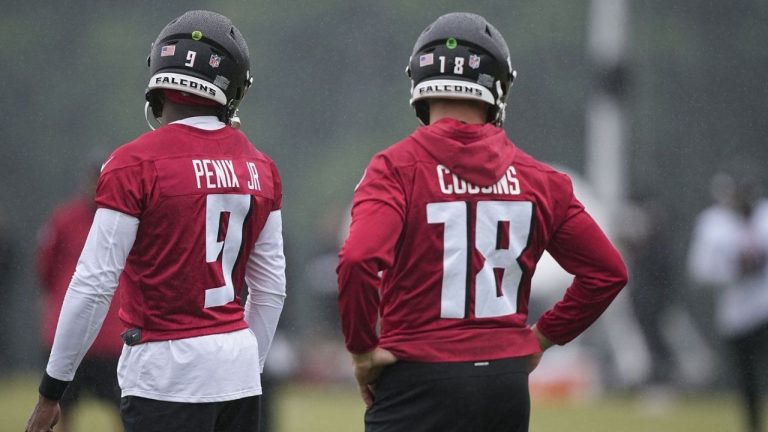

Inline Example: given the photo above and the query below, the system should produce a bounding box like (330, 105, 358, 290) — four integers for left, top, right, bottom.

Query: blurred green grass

(2, 373, 762, 432)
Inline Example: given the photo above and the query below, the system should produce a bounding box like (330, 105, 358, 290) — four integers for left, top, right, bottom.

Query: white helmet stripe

(147, 72, 227, 105)
(410, 79, 495, 105)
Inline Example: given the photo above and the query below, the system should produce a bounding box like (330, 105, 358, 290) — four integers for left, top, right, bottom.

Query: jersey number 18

(427, 200, 532, 319)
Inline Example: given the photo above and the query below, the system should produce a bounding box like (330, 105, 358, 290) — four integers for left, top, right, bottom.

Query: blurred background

(1, 0, 768, 431)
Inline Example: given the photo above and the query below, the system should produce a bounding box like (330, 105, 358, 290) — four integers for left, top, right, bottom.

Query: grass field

(2, 373, 763, 432)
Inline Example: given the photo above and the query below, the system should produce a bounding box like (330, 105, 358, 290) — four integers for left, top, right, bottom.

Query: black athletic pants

(121, 394, 261, 432)
(365, 357, 530, 432)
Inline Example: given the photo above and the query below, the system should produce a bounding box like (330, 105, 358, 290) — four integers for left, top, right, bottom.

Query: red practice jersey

(338, 118, 627, 362)
(97, 123, 282, 343)
(37, 196, 124, 357)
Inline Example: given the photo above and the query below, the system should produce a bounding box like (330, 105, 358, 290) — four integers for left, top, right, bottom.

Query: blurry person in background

(36, 149, 122, 432)
(301, 207, 352, 382)
(620, 193, 677, 387)
(687, 164, 768, 432)
(26, 10, 286, 432)
(337, 12, 628, 432)
(0, 208, 16, 372)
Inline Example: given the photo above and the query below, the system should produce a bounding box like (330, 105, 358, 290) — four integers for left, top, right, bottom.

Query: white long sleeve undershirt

(244, 210, 287, 372)
(46, 208, 138, 380)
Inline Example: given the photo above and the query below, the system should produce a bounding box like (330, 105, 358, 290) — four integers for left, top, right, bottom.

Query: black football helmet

(146, 10, 252, 126)
(406, 12, 516, 126)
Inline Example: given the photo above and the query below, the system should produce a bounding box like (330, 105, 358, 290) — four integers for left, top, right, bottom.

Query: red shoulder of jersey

(96, 125, 282, 217)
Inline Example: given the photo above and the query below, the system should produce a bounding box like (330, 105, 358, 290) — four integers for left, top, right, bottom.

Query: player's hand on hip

(527, 351, 544, 373)
(528, 324, 555, 373)
(351, 347, 398, 408)
(25, 396, 61, 432)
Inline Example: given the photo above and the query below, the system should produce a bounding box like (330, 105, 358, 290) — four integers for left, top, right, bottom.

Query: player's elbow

(337, 246, 376, 275)
(604, 255, 629, 290)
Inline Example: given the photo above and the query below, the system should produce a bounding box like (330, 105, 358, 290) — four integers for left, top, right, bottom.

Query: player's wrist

(38, 371, 70, 401)
(351, 350, 374, 365)
(531, 324, 555, 351)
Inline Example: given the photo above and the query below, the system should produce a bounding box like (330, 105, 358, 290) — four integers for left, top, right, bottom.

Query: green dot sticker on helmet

(191, 30, 203, 40)
(446, 37, 458, 49)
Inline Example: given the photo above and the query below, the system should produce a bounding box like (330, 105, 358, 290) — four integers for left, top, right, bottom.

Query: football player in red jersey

(337, 12, 628, 432)
(26, 10, 286, 432)
(36, 150, 123, 432)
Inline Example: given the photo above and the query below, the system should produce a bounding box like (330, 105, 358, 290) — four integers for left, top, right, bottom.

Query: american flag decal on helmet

(161, 45, 176, 57)
(419, 53, 434, 67)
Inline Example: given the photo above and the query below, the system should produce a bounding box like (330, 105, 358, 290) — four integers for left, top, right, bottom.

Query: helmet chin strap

(228, 108, 242, 129)
(229, 115, 241, 129)
(144, 101, 164, 131)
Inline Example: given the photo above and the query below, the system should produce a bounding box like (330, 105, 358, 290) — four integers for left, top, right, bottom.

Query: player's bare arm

(351, 347, 398, 407)
(25, 396, 60, 432)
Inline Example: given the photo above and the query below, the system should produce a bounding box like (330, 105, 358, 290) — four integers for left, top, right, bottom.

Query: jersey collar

(171, 116, 226, 131)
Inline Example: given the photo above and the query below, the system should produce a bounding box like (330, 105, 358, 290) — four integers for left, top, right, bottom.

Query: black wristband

(38, 372, 70, 401)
